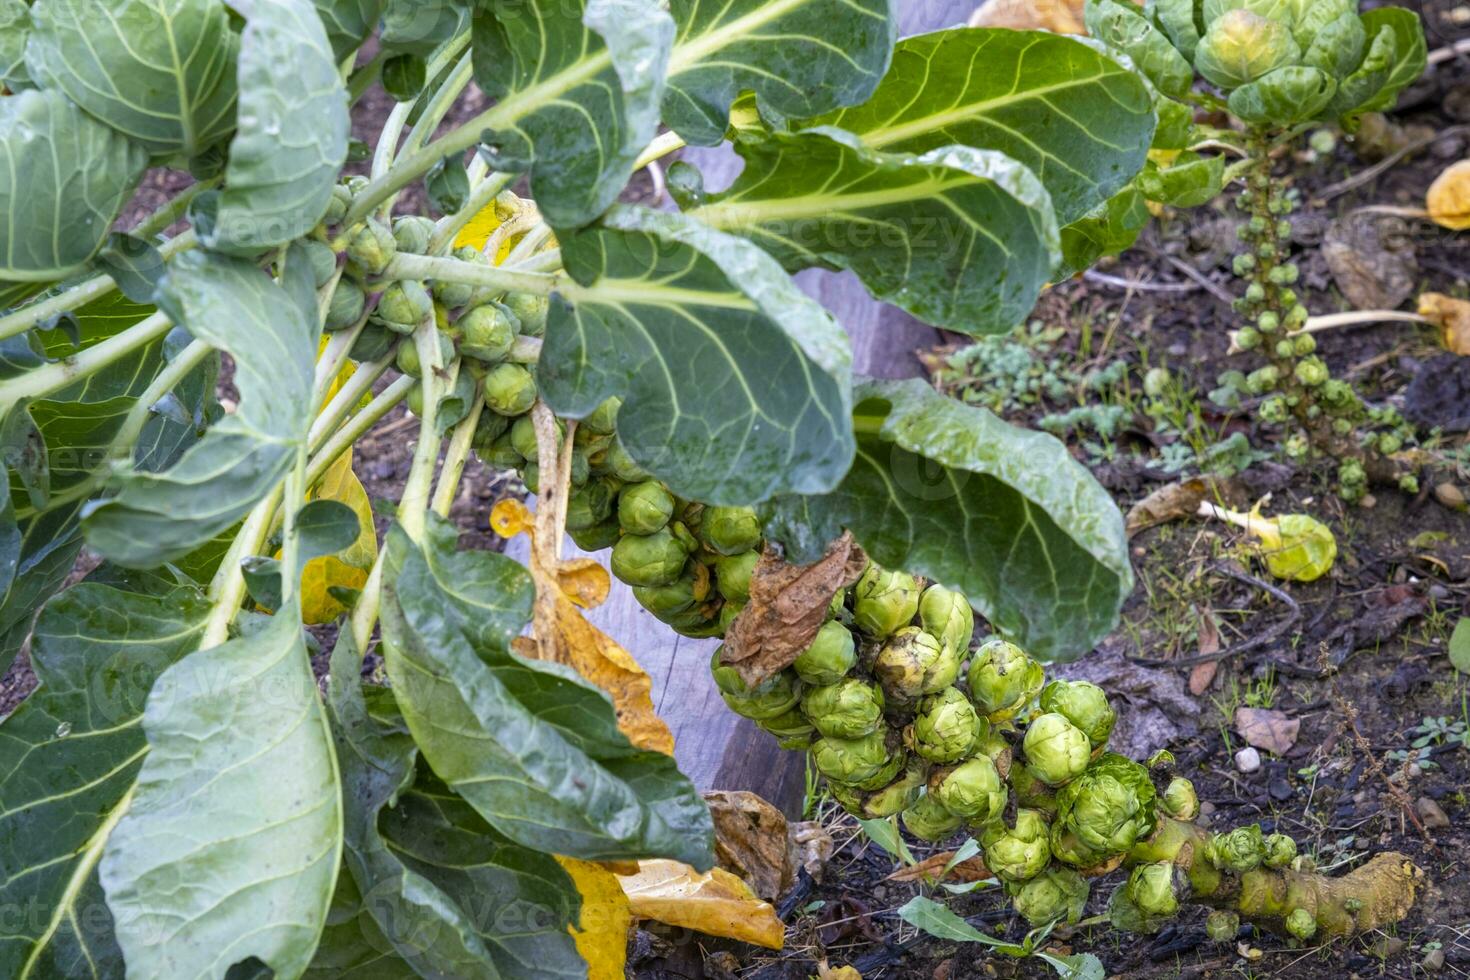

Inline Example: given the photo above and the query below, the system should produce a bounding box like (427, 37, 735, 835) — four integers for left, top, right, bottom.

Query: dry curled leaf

(886, 851, 992, 884)
(559, 857, 632, 980)
(969, 0, 1085, 32)
(1427, 159, 1470, 231)
(1419, 292, 1470, 356)
(706, 790, 795, 902)
(1235, 707, 1301, 756)
(722, 532, 867, 687)
(1323, 213, 1418, 311)
(618, 860, 785, 950)
(1126, 476, 1233, 537)
(790, 821, 835, 882)
(1189, 605, 1221, 695)
(818, 964, 864, 980)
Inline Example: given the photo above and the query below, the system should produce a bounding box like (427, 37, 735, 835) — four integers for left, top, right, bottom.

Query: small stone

(1198, 800, 1217, 816)
(1417, 796, 1451, 830)
(1423, 947, 1446, 972)
(1235, 746, 1262, 774)
(1434, 483, 1466, 510)
(1268, 778, 1293, 801)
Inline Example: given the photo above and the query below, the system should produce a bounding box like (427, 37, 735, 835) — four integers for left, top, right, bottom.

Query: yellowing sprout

(1197, 500, 1337, 581)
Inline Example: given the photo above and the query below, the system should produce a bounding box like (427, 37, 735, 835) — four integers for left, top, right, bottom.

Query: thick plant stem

(384, 252, 562, 296)
(1127, 819, 1423, 938)
(203, 483, 285, 647)
(1, 310, 175, 408)
(432, 383, 484, 518)
(306, 375, 415, 486)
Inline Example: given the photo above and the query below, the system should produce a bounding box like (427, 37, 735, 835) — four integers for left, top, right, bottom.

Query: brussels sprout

(472, 409, 510, 451)
(1054, 754, 1157, 859)
(345, 218, 397, 276)
(835, 760, 927, 819)
(1048, 824, 1107, 870)
(928, 755, 1006, 823)
(1039, 680, 1117, 747)
(975, 728, 1013, 778)
(710, 651, 802, 720)
(325, 279, 366, 331)
(1022, 713, 1093, 787)
(872, 627, 949, 701)
(480, 432, 523, 470)
(300, 239, 338, 288)
(460, 301, 519, 363)
(395, 329, 455, 379)
(570, 517, 621, 553)
(966, 639, 1045, 721)
(618, 480, 675, 535)
(432, 245, 485, 309)
(900, 793, 964, 842)
(1107, 881, 1169, 935)
(802, 677, 885, 740)
(569, 451, 591, 488)
(502, 290, 549, 337)
(1285, 907, 1317, 941)
(919, 584, 974, 656)
(483, 362, 537, 416)
(392, 215, 436, 255)
(850, 743, 908, 792)
(980, 809, 1052, 882)
(828, 588, 847, 619)
(1263, 832, 1297, 868)
(912, 688, 984, 765)
(635, 571, 702, 617)
(324, 183, 352, 225)
(604, 439, 649, 482)
(610, 527, 688, 587)
(811, 729, 891, 786)
(1161, 776, 1200, 820)
(758, 708, 815, 751)
(714, 550, 760, 604)
(1127, 863, 1183, 918)
(1009, 762, 1058, 815)
(851, 564, 921, 638)
(519, 462, 541, 492)
(1195, 10, 1302, 89)
(350, 322, 395, 362)
(698, 506, 761, 556)
(375, 280, 433, 334)
(510, 415, 562, 460)
(1207, 825, 1266, 873)
(718, 599, 743, 633)
(662, 607, 723, 638)
(566, 478, 614, 531)
(1302, 10, 1366, 77)
(406, 383, 424, 418)
(791, 620, 857, 686)
(1206, 909, 1241, 942)
(1011, 867, 1089, 926)
(582, 396, 621, 435)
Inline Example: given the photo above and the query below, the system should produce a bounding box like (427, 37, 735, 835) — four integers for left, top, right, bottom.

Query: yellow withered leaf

(558, 858, 630, 980)
(298, 450, 377, 623)
(618, 860, 785, 950)
(1419, 292, 1470, 355)
(1427, 160, 1470, 231)
(453, 197, 533, 262)
(970, 0, 1086, 33)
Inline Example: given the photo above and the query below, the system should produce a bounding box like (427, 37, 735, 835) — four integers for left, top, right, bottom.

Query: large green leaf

(306, 870, 421, 979)
(314, 0, 387, 60)
(327, 631, 582, 979)
(203, 0, 349, 254)
(379, 521, 716, 868)
(765, 379, 1133, 662)
(380, 0, 466, 57)
(99, 604, 343, 978)
(26, 0, 238, 156)
(0, 583, 208, 979)
(688, 127, 1059, 334)
(0, 0, 31, 90)
(83, 251, 318, 567)
(662, 0, 895, 146)
(541, 206, 854, 504)
(1056, 183, 1150, 280)
(801, 28, 1156, 226)
(1353, 7, 1426, 114)
(471, 0, 673, 228)
(0, 90, 149, 282)
(1084, 0, 1195, 100)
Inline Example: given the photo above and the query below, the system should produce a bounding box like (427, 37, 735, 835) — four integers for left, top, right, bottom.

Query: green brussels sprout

(1263, 833, 1297, 868)
(323, 183, 352, 225)
(802, 677, 885, 740)
(343, 175, 369, 195)
(669, 520, 699, 555)
(1161, 776, 1200, 820)
(582, 396, 621, 435)
(480, 432, 523, 470)
(928, 755, 1006, 823)
(1010, 762, 1058, 815)
(610, 527, 688, 587)
(849, 743, 908, 792)
(483, 363, 537, 416)
(1285, 908, 1317, 942)
(472, 409, 510, 451)
(911, 688, 984, 764)
(1039, 680, 1116, 747)
(1048, 824, 1107, 870)
(980, 809, 1052, 882)
(1011, 867, 1089, 926)
(1206, 909, 1240, 942)
(710, 651, 802, 720)
(873, 627, 950, 702)
(791, 620, 858, 686)
(851, 564, 921, 638)
(828, 588, 847, 619)
(1022, 713, 1093, 787)
(510, 415, 564, 460)
(566, 478, 614, 531)
(502, 290, 549, 337)
(618, 480, 675, 535)
(966, 639, 1045, 721)
(1297, 3, 1365, 74)
(392, 215, 436, 255)
(1054, 754, 1157, 859)
(406, 383, 424, 418)
(758, 708, 815, 751)
(604, 439, 649, 482)
(345, 218, 397, 276)
(1195, 9, 1302, 89)
(569, 451, 591, 488)
(714, 550, 760, 605)
(900, 793, 964, 842)
(717, 600, 742, 633)
(634, 571, 701, 617)
(698, 506, 761, 556)
(325, 279, 366, 331)
(833, 760, 927, 819)
(300, 239, 337, 288)
(460, 301, 519, 363)
(570, 517, 621, 553)
(975, 728, 1013, 776)
(661, 606, 723, 638)
(1207, 825, 1266, 873)
(1107, 881, 1169, 935)
(432, 245, 485, 309)
(811, 728, 891, 786)
(1127, 863, 1184, 918)
(919, 584, 973, 656)
(375, 280, 433, 334)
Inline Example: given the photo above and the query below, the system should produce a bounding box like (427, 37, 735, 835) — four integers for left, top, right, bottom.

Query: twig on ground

(1315, 125, 1470, 202)
(1156, 252, 1238, 305)
(1083, 269, 1202, 294)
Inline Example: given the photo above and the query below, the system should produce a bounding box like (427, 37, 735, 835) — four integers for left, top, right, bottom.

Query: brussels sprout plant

(1084, 0, 1428, 500)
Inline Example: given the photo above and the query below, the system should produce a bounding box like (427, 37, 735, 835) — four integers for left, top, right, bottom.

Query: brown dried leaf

(886, 851, 992, 884)
(1189, 605, 1221, 695)
(1234, 707, 1301, 756)
(1323, 214, 1418, 311)
(1126, 477, 1229, 537)
(1427, 159, 1470, 231)
(706, 790, 794, 903)
(722, 532, 867, 687)
(1419, 292, 1470, 356)
(969, 0, 1086, 32)
(618, 860, 785, 950)
(790, 821, 835, 882)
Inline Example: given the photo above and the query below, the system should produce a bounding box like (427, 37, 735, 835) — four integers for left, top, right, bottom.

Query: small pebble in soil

(1235, 746, 1261, 774)
(1417, 796, 1451, 830)
(1424, 947, 1446, 973)
(1269, 777, 1293, 801)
